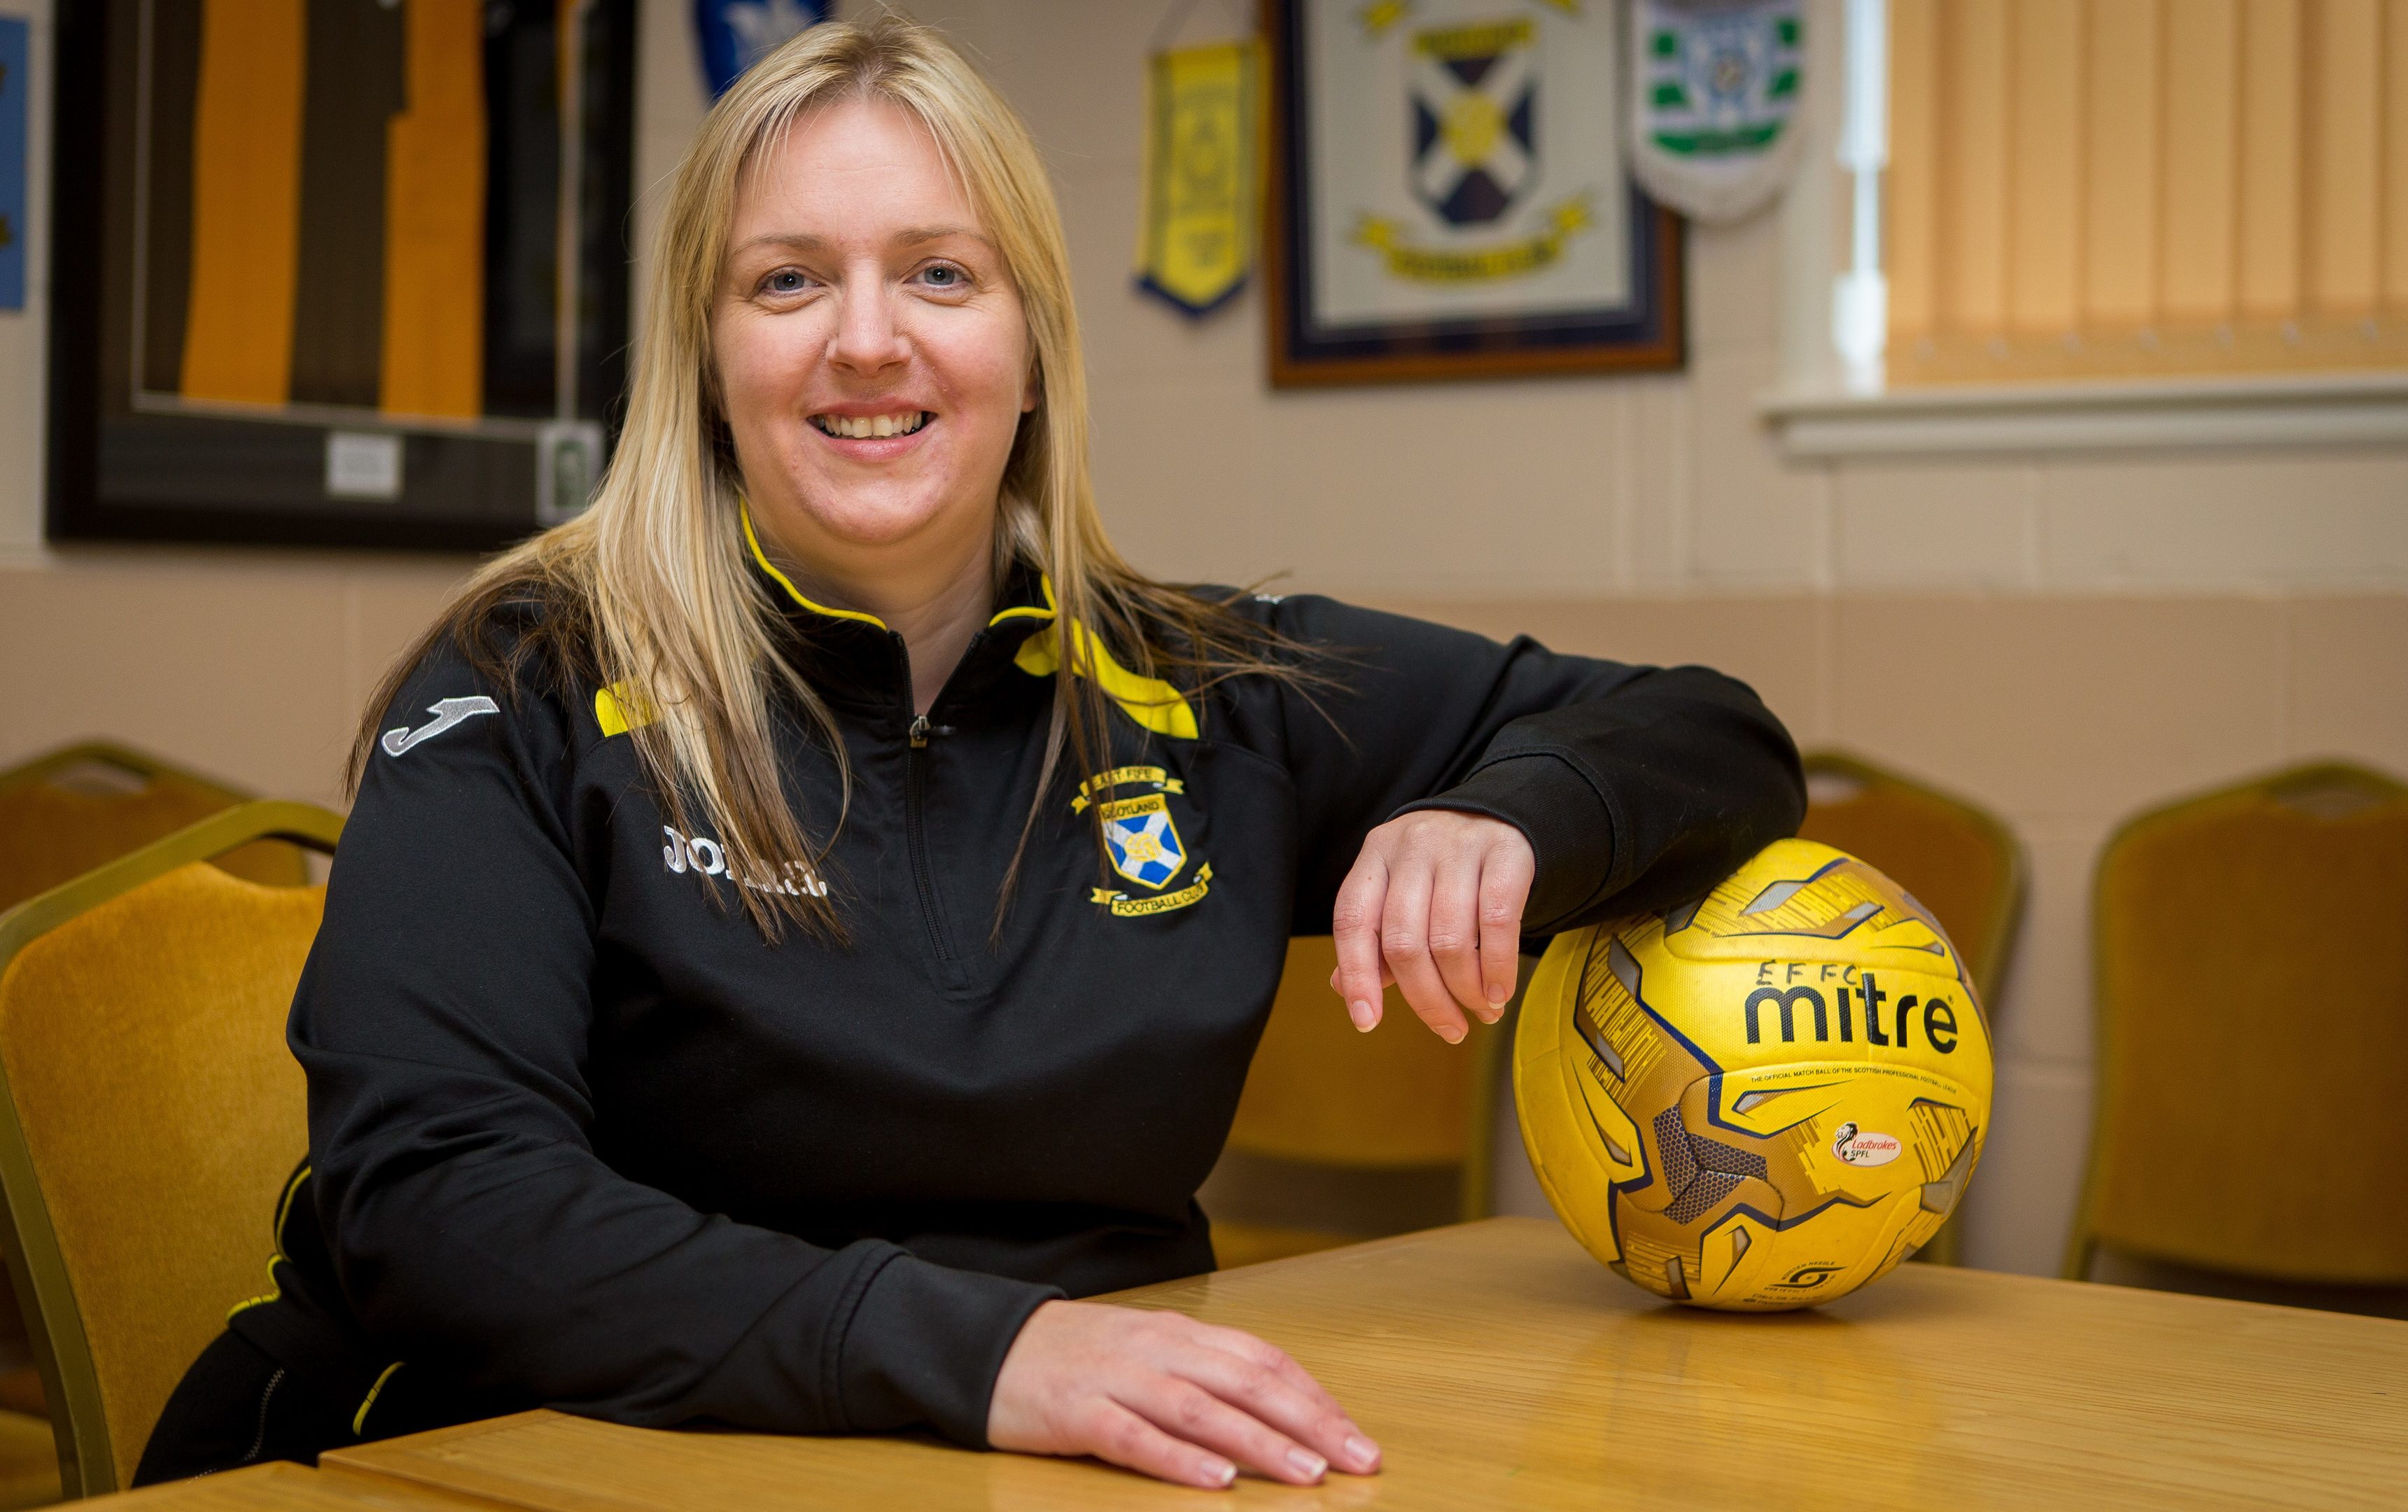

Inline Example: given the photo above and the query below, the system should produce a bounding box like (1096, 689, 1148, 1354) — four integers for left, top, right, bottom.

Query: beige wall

(4, 1, 2406, 1280)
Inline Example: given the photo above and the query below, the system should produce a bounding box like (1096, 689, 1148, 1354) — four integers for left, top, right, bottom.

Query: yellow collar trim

(740, 500, 1054, 631)
(738, 505, 1177, 732)
(594, 683, 654, 738)
(740, 503, 890, 629)
(1011, 579, 1198, 741)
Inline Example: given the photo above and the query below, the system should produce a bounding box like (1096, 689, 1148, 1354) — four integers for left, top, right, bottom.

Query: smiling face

(713, 96, 1035, 594)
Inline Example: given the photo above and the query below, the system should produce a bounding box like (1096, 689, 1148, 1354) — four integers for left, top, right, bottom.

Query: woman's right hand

(986, 1299, 1382, 1490)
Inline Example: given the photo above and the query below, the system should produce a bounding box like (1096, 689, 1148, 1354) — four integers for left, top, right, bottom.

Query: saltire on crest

(1408, 17, 1538, 227)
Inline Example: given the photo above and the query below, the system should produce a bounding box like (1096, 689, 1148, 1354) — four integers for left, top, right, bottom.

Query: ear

(1023, 351, 1042, 414)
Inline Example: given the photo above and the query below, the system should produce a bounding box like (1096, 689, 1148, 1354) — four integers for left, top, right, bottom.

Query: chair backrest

(0, 802, 342, 1497)
(2070, 763, 2408, 1287)
(1225, 937, 1502, 1212)
(0, 744, 309, 913)
(1796, 751, 2025, 1004)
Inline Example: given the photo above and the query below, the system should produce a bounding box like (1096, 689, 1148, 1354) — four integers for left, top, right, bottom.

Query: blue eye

(921, 264, 963, 288)
(765, 270, 806, 294)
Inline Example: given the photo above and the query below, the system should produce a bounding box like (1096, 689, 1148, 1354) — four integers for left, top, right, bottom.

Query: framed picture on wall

(47, 0, 637, 550)
(1265, 0, 1684, 387)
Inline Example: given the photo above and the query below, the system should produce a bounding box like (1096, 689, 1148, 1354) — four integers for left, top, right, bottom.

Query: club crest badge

(1074, 766, 1215, 918)
(1410, 18, 1537, 226)
(1343, 4, 1609, 290)
(1100, 793, 1187, 890)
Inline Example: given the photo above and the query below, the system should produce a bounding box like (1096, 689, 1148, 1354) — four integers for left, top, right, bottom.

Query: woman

(140, 17, 1802, 1492)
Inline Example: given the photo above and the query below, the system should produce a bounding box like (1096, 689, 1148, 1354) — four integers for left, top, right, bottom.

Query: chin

(779, 479, 967, 550)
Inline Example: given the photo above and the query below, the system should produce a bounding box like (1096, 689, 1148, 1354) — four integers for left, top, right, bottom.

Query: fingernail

(1443, 1023, 1466, 1044)
(1487, 982, 1511, 1005)
(1348, 999, 1376, 1030)
(1205, 1458, 1236, 1488)
(1287, 1448, 1326, 1481)
(1345, 1434, 1381, 1470)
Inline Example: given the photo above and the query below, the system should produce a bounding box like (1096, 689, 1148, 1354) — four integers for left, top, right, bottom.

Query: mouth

(809, 410, 932, 440)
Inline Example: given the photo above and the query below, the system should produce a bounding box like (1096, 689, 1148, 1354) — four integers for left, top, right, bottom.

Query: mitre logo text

(1740, 967, 1961, 1052)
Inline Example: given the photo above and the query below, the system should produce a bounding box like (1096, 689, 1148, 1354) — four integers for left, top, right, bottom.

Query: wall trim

(1762, 371, 2408, 458)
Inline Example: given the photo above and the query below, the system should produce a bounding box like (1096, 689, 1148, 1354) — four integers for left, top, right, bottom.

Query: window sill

(1758, 370, 2408, 459)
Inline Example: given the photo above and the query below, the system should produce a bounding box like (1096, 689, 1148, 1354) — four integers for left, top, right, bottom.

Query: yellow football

(1514, 839, 1994, 1310)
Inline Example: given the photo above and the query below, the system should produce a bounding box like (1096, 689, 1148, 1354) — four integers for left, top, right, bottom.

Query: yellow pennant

(1135, 39, 1258, 316)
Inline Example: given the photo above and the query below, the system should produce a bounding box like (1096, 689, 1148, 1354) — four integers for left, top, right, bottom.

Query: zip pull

(909, 715, 930, 748)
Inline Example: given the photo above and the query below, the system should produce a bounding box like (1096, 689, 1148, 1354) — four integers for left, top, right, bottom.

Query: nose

(827, 260, 910, 377)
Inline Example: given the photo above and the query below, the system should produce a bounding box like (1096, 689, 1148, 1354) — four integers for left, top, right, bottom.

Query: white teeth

(814, 411, 927, 439)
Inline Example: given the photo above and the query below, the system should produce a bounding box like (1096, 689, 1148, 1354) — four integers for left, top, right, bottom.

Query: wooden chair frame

(0, 802, 342, 1498)
(0, 744, 251, 806)
(2062, 762, 2408, 1284)
(0, 741, 312, 905)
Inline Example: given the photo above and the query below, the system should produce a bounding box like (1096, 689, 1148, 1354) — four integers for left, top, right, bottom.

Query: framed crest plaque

(1265, 0, 1684, 386)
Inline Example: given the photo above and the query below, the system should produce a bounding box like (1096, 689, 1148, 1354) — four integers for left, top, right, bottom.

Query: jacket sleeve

(293, 643, 1056, 1446)
(1261, 596, 1805, 938)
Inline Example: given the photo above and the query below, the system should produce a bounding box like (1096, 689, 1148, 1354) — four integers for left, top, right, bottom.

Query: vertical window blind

(1885, 0, 2408, 386)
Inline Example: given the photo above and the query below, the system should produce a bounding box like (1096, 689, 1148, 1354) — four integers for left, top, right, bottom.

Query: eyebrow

(898, 225, 991, 248)
(729, 225, 994, 258)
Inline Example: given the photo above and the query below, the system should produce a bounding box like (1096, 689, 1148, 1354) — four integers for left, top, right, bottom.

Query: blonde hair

(354, 15, 1305, 935)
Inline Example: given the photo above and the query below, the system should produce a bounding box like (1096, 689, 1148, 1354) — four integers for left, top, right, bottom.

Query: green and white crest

(1628, 0, 1807, 225)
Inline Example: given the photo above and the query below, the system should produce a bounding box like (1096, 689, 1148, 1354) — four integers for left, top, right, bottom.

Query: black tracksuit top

(230, 559, 1803, 1452)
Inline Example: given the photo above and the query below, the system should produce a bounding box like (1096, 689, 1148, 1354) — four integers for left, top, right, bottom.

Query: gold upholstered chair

(0, 746, 313, 1505)
(1796, 752, 2024, 1266)
(1203, 937, 1506, 1270)
(0, 744, 309, 914)
(0, 802, 341, 1497)
(2066, 764, 2408, 1295)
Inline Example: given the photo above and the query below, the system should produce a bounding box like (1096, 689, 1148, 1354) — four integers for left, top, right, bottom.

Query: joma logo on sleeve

(381, 696, 500, 757)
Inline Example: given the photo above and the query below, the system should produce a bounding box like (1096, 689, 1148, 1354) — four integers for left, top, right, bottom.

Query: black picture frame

(47, 0, 638, 551)
(1264, 0, 1684, 388)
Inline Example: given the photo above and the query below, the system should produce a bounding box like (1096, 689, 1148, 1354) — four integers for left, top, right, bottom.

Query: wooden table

(290, 1217, 2408, 1511)
(81, 1460, 482, 1511)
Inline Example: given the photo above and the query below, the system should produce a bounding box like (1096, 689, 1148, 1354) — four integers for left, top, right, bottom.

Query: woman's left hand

(1329, 811, 1533, 1043)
